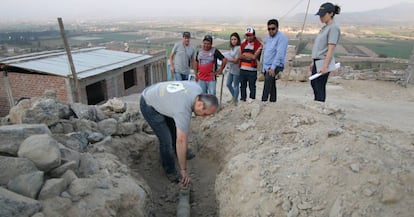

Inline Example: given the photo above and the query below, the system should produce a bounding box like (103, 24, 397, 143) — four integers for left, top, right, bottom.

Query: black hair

(267, 19, 279, 28)
(333, 5, 341, 16)
(229, 32, 241, 48)
(197, 94, 219, 109)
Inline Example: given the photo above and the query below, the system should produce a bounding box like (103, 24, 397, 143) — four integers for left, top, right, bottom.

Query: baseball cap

(183, 31, 191, 38)
(203, 35, 213, 44)
(316, 2, 335, 16)
(245, 27, 255, 36)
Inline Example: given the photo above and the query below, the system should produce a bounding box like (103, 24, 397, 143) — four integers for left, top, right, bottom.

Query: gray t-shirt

(171, 42, 195, 74)
(311, 21, 341, 60)
(228, 45, 240, 75)
(142, 81, 202, 133)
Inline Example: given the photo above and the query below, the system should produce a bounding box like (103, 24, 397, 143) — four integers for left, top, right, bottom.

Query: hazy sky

(1, 0, 413, 21)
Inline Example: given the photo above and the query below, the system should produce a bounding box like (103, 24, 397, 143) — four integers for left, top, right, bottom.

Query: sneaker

(247, 98, 255, 103)
(187, 148, 196, 160)
(226, 99, 234, 104)
(166, 172, 180, 183)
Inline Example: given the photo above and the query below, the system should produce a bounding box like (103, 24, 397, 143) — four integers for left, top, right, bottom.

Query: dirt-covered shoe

(187, 148, 196, 160)
(166, 172, 179, 183)
(226, 99, 234, 105)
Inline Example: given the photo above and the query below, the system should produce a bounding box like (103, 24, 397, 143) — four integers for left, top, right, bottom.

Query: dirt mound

(192, 79, 414, 217)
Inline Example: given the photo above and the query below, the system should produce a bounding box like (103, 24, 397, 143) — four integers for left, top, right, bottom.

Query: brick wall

(0, 72, 69, 116)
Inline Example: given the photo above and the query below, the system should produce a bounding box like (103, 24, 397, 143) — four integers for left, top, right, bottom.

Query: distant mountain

(288, 2, 414, 25)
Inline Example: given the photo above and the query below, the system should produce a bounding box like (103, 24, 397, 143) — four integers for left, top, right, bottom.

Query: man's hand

(242, 52, 254, 60)
(180, 169, 191, 186)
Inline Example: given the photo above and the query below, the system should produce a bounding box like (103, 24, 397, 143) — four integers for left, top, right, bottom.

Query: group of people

(141, 2, 341, 186)
(169, 19, 289, 105)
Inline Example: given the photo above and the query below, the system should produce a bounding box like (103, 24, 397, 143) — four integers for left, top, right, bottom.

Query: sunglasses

(268, 27, 276, 31)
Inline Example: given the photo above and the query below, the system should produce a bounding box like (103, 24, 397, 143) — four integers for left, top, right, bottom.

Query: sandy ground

(126, 75, 414, 217)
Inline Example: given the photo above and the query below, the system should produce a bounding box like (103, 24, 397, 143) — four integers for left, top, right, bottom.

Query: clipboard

(315, 58, 340, 72)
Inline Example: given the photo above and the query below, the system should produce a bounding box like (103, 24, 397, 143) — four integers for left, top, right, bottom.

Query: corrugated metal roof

(0, 47, 152, 79)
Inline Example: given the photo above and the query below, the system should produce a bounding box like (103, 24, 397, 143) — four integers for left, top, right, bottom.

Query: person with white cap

(310, 2, 341, 102)
(239, 27, 263, 103)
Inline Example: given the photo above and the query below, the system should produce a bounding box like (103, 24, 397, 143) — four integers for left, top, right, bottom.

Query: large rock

(70, 103, 106, 122)
(38, 178, 67, 200)
(18, 134, 61, 172)
(66, 176, 149, 217)
(7, 171, 44, 199)
(10, 98, 72, 126)
(0, 156, 39, 185)
(98, 118, 118, 136)
(0, 187, 42, 217)
(0, 124, 51, 156)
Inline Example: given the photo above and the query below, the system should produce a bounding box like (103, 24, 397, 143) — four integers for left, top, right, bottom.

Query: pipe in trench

(176, 186, 191, 217)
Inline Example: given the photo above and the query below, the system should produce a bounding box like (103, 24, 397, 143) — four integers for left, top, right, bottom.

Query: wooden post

(57, 17, 80, 103)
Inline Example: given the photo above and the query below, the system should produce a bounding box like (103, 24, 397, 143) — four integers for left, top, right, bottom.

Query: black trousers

(262, 67, 284, 102)
(311, 60, 330, 102)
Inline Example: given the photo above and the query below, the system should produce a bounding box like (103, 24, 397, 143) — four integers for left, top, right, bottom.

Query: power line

(279, 0, 307, 21)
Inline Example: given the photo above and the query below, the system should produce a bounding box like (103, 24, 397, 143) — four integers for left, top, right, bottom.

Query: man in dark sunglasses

(261, 19, 288, 103)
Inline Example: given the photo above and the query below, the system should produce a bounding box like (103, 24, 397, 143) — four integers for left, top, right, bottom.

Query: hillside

(289, 2, 414, 25)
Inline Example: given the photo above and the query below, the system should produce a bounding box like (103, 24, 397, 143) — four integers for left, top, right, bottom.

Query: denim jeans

(226, 73, 240, 103)
(239, 69, 257, 101)
(174, 72, 189, 81)
(198, 80, 217, 95)
(140, 97, 177, 174)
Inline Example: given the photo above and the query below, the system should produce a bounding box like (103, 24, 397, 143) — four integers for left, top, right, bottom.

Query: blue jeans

(140, 97, 177, 174)
(226, 73, 240, 103)
(174, 72, 189, 81)
(198, 80, 217, 95)
(239, 69, 257, 101)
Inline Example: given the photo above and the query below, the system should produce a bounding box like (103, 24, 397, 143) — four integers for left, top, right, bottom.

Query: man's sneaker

(247, 98, 255, 103)
(187, 148, 196, 160)
(166, 172, 180, 183)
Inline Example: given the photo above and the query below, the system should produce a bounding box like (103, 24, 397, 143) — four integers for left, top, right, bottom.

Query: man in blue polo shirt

(261, 19, 288, 103)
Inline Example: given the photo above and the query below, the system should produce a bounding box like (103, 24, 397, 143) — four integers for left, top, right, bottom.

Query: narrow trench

(129, 125, 219, 217)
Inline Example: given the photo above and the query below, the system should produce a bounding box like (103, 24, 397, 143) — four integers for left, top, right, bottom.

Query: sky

(1, 0, 413, 21)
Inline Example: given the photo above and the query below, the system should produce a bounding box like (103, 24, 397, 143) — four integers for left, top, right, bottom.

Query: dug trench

(125, 116, 221, 217)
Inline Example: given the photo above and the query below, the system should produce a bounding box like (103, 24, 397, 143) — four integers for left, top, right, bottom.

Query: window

(123, 69, 136, 90)
(86, 80, 107, 105)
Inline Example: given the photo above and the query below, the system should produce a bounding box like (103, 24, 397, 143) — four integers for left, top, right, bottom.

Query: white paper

(309, 60, 341, 81)
(315, 59, 340, 72)
(309, 73, 322, 81)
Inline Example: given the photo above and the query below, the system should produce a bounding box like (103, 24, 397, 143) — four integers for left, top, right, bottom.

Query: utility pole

(296, 0, 311, 55)
(58, 17, 81, 103)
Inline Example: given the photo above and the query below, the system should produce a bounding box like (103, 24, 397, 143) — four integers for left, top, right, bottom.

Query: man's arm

(169, 52, 175, 73)
(215, 49, 227, 75)
(193, 54, 199, 81)
(271, 35, 288, 70)
(176, 128, 191, 185)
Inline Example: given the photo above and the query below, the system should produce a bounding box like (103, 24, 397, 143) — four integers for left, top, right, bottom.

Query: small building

(0, 47, 167, 116)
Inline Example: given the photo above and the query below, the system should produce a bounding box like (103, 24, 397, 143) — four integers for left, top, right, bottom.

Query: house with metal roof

(0, 47, 167, 116)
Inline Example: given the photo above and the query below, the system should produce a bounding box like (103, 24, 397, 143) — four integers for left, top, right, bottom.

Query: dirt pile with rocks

(191, 79, 414, 217)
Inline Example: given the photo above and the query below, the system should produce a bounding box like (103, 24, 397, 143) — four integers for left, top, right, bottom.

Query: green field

(341, 38, 413, 59)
